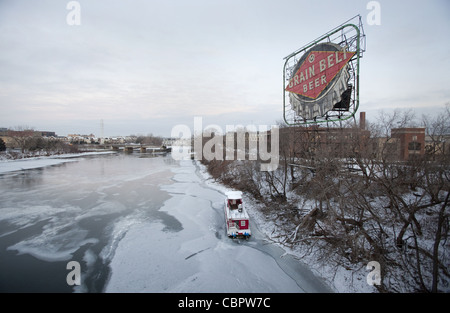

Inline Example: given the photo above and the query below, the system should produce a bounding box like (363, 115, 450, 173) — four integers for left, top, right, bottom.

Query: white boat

(224, 191, 251, 239)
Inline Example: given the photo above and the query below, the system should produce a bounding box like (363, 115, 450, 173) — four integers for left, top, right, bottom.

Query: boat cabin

(224, 191, 251, 239)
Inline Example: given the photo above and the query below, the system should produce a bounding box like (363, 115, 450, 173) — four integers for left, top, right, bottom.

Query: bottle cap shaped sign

(285, 43, 356, 120)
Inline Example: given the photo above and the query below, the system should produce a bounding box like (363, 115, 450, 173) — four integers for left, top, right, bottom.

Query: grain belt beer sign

(286, 43, 355, 120)
(283, 18, 364, 125)
(286, 44, 355, 99)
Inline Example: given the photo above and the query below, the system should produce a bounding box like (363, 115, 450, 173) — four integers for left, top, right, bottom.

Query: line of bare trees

(3, 127, 78, 156)
(200, 106, 450, 292)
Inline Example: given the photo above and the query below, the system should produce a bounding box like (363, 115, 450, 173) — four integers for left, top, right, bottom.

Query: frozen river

(0, 153, 331, 293)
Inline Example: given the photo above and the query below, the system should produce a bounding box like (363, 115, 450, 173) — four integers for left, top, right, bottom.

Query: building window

(408, 142, 421, 151)
(240, 221, 246, 227)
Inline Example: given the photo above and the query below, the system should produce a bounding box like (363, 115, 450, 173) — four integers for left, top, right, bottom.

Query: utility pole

(100, 119, 104, 144)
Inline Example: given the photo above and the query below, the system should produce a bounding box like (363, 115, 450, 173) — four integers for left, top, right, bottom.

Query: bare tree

(287, 108, 449, 292)
(7, 126, 35, 153)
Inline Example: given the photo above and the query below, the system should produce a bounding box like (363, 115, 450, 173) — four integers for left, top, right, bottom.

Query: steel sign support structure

(283, 15, 365, 126)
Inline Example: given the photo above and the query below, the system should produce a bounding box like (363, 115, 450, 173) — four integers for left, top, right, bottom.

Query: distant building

(279, 112, 371, 160)
(279, 112, 429, 162)
(391, 128, 425, 161)
(38, 131, 57, 137)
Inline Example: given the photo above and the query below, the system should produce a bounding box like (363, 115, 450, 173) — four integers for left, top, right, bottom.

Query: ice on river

(0, 152, 330, 292)
(105, 160, 304, 292)
(0, 152, 114, 174)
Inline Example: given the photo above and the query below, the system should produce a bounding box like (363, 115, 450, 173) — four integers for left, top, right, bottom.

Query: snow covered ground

(105, 159, 332, 293)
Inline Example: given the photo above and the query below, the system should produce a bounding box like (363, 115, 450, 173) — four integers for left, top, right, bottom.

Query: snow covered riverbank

(0, 151, 116, 174)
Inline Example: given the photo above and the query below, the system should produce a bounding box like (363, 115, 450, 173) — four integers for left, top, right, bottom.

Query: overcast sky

(0, 0, 449, 137)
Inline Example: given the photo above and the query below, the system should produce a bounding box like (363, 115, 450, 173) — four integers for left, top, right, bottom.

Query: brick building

(391, 128, 425, 161)
(280, 112, 426, 162)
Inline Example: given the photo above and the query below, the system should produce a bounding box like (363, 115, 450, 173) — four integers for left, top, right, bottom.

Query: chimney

(360, 112, 366, 130)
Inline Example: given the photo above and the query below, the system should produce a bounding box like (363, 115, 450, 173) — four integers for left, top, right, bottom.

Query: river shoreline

(0, 151, 116, 174)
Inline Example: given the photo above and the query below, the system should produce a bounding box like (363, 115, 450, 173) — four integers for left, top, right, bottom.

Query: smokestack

(360, 112, 366, 130)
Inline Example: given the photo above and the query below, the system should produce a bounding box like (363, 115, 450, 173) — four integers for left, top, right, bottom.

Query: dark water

(0, 153, 178, 292)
